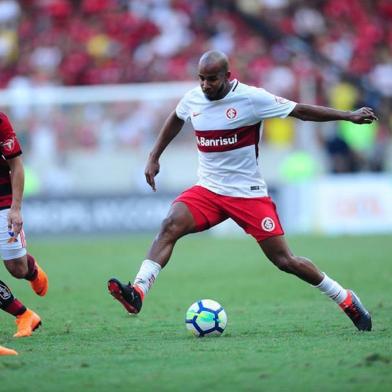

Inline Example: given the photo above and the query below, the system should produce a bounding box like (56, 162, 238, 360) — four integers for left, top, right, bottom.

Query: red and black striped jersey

(0, 112, 22, 210)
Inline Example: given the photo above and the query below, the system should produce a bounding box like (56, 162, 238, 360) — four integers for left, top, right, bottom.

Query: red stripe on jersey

(0, 113, 22, 203)
(0, 113, 22, 159)
(0, 177, 10, 185)
(0, 194, 12, 209)
(195, 123, 261, 153)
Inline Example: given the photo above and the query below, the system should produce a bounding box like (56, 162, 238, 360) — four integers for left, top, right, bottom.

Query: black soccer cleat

(339, 290, 372, 331)
(107, 278, 143, 314)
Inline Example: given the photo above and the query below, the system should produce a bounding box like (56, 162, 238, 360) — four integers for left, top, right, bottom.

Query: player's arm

(289, 104, 377, 124)
(7, 156, 24, 236)
(145, 110, 185, 191)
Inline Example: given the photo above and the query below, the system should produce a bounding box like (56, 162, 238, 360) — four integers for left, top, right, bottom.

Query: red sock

(25, 254, 38, 281)
(4, 299, 26, 317)
(0, 280, 26, 316)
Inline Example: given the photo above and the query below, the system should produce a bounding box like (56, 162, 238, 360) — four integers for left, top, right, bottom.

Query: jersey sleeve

(250, 87, 297, 119)
(0, 113, 22, 159)
(175, 93, 191, 122)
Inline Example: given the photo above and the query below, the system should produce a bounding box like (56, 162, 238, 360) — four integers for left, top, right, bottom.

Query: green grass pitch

(1, 234, 391, 391)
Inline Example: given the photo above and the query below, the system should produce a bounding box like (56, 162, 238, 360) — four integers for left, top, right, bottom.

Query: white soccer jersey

(176, 79, 297, 197)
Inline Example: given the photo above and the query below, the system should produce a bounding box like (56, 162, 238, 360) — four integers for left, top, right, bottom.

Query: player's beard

(206, 82, 229, 101)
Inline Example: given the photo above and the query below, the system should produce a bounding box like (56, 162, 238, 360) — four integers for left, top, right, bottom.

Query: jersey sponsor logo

(196, 134, 238, 147)
(226, 108, 237, 119)
(261, 217, 275, 232)
(2, 138, 15, 153)
(195, 123, 261, 153)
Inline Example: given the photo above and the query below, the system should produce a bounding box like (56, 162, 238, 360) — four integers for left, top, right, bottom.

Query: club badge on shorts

(261, 217, 275, 232)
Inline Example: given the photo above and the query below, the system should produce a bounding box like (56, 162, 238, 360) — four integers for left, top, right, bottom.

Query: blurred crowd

(0, 0, 391, 184)
(0, 0, 254, 86)
(237, 0, 392, 174)
(0, 0, 390, 91)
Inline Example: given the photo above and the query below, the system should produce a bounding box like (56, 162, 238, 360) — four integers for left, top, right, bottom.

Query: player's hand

(7, 207, 23, 237)
(349, 107, 378, 124)
(145, 158, 160, 192)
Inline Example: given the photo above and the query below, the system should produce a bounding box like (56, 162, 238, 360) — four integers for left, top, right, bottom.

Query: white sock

(133, 259, 161, 297)
(315, 273, 348, 304)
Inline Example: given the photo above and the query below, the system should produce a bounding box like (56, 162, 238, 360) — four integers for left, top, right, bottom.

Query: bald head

(198, 50, 229, 74)
(198, 51, 231, 100)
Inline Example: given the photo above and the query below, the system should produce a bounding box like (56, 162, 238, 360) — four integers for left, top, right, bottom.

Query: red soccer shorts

(173, 185, 284, 242)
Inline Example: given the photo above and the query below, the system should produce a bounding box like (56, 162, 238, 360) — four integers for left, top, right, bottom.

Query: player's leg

(146, 201, 197, 266)
(222, 196, 323, 282)
(0, 345, 18, 355)
(134, 201, 197, 293)
(0, 280, 41, 337)
(4, 254, 48, 296)
(224, 195, 371, 331)
(108, 202, 196, 314)
(1, 223, 48, 296)
(259, 235, 371, 331)
(259, 235, 323, 284)
(108, 185, 227, 314)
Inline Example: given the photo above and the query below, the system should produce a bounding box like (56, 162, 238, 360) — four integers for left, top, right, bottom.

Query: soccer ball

(185, 299, 227, 337)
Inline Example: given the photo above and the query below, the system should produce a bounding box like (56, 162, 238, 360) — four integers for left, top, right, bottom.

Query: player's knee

(5, 260, 28, 279)
(159, 215, 187, 241)
(272, 254, 295, 273)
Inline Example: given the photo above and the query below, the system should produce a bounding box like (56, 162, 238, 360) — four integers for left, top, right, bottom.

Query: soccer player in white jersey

(108, 50, 377, 331)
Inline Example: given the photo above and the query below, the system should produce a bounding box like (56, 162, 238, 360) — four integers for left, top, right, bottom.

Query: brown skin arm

(7, 155, 24, 236)
(145, 110, 185, 191)
(290, 104, 378, 124)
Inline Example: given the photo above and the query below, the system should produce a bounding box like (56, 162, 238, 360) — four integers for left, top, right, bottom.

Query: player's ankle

(133, 285, 145, 300)
(339, 290, 351, 307)
(3, 300, 26, 317)
(25, 254, 38, 281)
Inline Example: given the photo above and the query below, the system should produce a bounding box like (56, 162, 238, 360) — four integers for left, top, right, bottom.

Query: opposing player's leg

(259, 235, 372, 331)
(0, 210, 48, 296)
(0, 279, 42, 337)
(108, 202, 197, 314)
(0, 345, 18, 355)
(1, 228, 48, 297)
(4, 253, 48, 296)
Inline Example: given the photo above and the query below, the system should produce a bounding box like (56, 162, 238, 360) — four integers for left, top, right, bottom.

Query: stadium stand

(0, 1, 390, 92)
(0, 0, 391, 178)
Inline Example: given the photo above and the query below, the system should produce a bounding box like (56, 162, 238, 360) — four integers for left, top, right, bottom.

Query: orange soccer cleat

(0, 345, 18, 355)
(13, 309, 42, 338)
(30, 263, 48, 296)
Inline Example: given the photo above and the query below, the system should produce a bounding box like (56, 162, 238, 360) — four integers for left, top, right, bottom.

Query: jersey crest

(225, 108, 237, 120)
(2, 138, 15, 153)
